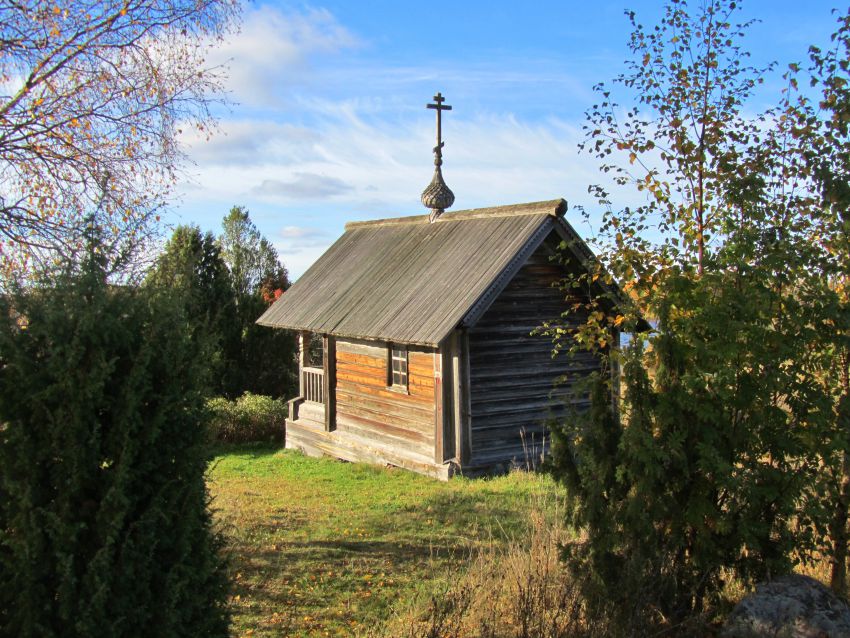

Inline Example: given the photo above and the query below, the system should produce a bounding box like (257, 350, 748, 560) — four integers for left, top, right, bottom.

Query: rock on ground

(722, 574, 850, 638)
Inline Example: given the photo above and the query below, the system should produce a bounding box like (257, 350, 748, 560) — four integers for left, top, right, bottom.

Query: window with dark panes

(389, 345, 408, 389)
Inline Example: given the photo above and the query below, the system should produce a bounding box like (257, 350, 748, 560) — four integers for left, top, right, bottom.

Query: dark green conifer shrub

(550, 271, 828, 633)
(0, 247, 229, 637)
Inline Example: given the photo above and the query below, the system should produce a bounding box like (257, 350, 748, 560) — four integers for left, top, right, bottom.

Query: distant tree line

(146, 205, 297, 400)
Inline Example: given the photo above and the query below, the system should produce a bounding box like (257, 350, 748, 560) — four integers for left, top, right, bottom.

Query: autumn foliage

(0, 0, 238, 278)
(546, 0, 850, 631)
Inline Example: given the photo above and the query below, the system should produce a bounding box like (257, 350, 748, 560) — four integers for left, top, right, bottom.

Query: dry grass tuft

(373, 493, 612, 638)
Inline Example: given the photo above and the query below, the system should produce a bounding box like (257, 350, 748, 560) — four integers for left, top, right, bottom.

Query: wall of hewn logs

(467, 241, 598, 468)
(334, 338, 437, 460)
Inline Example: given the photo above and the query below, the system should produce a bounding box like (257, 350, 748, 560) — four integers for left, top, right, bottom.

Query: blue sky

(172, 0, 841, 278)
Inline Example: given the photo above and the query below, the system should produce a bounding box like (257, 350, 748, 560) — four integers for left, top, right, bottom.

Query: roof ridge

(344, 198, 566, 230)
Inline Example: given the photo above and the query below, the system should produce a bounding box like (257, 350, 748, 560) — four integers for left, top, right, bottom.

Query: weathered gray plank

(324, 335, 336, 431)
(467, 237, 602, 465)
(285, 417, 452, 480)
(257, 201, 570, 346)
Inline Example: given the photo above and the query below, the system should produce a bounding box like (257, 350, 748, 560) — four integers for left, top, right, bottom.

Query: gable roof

(257, 199, 600, 346)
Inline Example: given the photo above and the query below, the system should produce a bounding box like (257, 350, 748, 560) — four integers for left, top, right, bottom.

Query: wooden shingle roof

(257, 199, 575, 346)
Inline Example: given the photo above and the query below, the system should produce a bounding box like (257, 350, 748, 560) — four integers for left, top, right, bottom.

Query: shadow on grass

(206, 441, 284, 460)
(225, 527, 458, 627)
(397, 487, 543, 540)
(229, 516, 464, 571)
(214, 461, 563, 635)
(276, 537, 443, 564)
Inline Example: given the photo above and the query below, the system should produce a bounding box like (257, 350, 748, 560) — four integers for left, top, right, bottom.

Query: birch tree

(548, 0, 836, 629)
(795, 9, 850, 595)
(0, 0, 239, 279)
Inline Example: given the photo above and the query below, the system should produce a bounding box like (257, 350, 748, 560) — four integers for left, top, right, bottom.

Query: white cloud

(274, 241, 329, 280)
(279, 225, 328, 240)
(213, 100, 602, 212)
(180, 119, 323, 166)
(252, 173, 353, 200)
(208, 5, 359, 106)
(178, 103, 611, 228)
(174, 6, 630, 279)
(273, 226, 335, 278)
(275, 225, 331, 253)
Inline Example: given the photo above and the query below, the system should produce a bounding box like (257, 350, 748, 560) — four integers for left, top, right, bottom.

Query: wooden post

(459, 329, 472, 465)
(451, 331, 463, 464)
(298, 332, 311, 398)
(434, 349, 444, 464)
(441, 336, 456, 463)
(323, 335, 336, 431)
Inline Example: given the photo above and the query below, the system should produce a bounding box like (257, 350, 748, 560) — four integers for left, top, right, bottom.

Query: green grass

(207, 444, 566, 637)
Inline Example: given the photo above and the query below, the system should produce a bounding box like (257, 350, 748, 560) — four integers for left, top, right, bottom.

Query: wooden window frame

(387, 344, 409, 392)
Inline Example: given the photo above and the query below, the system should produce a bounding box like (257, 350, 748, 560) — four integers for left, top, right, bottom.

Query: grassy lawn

(208, 444, 566, 638)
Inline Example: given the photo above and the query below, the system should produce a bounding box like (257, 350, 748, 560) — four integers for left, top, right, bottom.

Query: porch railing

(302, 366, 324, 404)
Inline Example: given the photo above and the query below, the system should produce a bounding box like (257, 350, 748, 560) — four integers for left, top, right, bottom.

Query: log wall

(467, 237, 600, 467)
(334, 338, 437, 460)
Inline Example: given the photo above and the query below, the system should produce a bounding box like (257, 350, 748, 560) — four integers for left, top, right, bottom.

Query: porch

(284, 333, 453, 480)
(286, 364, 327, 431)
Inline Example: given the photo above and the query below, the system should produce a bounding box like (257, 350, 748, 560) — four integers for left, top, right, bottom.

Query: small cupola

(420, 92, 455, 222)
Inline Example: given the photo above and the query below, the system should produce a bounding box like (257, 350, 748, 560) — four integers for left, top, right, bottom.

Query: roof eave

(255, 315, 442, 347)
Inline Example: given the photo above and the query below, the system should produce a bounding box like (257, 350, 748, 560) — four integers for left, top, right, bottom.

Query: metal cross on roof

(427, 92, 452, 167)
(421, 92, 455, 221)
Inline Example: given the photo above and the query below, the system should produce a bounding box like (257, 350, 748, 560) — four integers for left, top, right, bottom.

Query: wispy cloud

(252, 173, 353, 200)
(183, 101, 601, 208)
(208, 5, 360, 106)
(181, 120, 323, 166)
(273, 225, 335, 277)
(175, 5, 628, 279)
(275, 224, 332, 252)
(279, 225, 328, 240)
